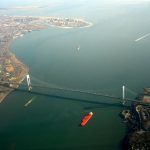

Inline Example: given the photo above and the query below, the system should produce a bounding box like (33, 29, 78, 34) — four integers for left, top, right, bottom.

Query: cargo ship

(80, 112, 93, 126)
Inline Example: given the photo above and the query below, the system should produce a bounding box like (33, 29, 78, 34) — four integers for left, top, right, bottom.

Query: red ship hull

(80, 112, 93, 126)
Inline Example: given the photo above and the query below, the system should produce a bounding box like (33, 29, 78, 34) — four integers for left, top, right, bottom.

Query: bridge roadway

(0, 81, 145, 105)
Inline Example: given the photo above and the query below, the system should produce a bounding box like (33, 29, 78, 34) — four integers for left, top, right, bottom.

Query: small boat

(80, 112, 93, 126)
(77, 45, 80, 51)
(24, 97, 36, 107)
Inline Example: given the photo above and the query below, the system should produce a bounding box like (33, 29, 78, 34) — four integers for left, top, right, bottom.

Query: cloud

(113, 0, 150, 5)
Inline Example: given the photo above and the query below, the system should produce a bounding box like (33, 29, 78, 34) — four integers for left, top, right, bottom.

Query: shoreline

(121, 91, 150, 149)
(0, 15, 93, 103)
(48, 21, 93, 29)
(0, 89, 13, 103)
(51, 23, 93, 29)
(0, 36, 29, 103)
(0, 52, 28, 103)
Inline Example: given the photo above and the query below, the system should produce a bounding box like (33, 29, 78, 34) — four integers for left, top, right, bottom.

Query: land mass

(121, 88, 150, 149)
(0, 15, 92, 102)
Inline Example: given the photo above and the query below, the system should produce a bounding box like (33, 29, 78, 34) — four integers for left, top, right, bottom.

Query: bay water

(1, 0, 150, 149)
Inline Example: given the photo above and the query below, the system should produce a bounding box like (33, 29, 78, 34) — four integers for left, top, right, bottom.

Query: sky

(1, 0, 150, 8)
(113, 0, 150, 5)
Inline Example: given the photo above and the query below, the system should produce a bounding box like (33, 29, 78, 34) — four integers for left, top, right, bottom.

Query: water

(1, 0, 150, 149)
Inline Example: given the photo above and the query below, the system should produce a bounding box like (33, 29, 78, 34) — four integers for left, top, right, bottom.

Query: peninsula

(0, 15, 92, 102)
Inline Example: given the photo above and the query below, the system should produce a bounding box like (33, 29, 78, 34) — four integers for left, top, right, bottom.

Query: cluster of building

(0, 16, 45, 56)
(121, 88, 150, 149)
(0, 15, 40, 99)
(0, 15, 91, 56)
(45, 17, 91, 28)
(0, 15, 91, 58)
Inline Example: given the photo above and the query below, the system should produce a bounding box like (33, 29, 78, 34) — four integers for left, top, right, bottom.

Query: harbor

(0, 15, 92, 103)
(0, 0, 150, 149)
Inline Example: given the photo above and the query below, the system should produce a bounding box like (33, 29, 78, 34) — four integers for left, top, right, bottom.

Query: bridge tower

(26, 74, 32, 91)
(122, 85, 125, 105)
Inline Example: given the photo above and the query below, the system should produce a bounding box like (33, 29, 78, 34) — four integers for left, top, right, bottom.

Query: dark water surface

(1, 0, 150, 149)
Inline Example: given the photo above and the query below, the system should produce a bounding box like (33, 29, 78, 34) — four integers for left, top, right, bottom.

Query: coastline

(50, 23, 93, 29)
(48, 21, 93, 29)
(0, 89, 13, 103)
(0, 52, 28, 103)
(0, 15, 93, 103)
(121, 92, 150, 149)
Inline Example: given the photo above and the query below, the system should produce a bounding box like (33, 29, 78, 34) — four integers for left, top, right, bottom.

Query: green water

(1, 0, 150, 150)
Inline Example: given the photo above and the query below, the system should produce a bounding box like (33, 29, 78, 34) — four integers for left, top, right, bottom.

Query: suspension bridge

(0, 74, 149, 106)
